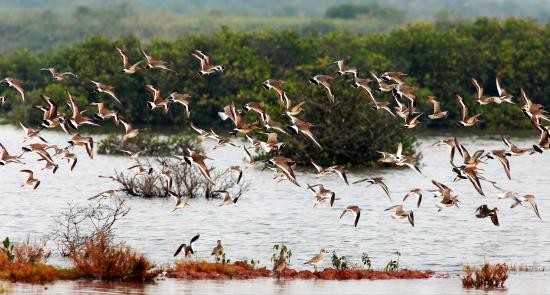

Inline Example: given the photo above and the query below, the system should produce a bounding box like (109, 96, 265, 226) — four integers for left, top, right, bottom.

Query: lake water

(1, 124, 549, 293)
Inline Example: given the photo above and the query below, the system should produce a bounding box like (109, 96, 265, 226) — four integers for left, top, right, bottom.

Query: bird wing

(471, 78, 483, 99)
(496, 154, 511, 180)
(456, 95, 469, 121)
(116, 47, 130, 68)
(174, 244, 185, 257)
(465, 169, 485, 196)
(354, 210, 361, 227)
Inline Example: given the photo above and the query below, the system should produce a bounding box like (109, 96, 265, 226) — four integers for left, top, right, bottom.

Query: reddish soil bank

(165, 261, 433, 280)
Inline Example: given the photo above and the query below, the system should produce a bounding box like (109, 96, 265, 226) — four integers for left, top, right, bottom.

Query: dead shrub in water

(462, 263, 509, 289)
(71, 234, 159, 282)
(102, 157, 249, 199)
(0, 237, 78, 284)
(50, 198, 130, 256)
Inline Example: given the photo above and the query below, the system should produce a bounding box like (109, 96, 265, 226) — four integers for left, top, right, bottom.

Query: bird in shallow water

(211, 240, 224, 262)
(475, 204, 499, 226)
(340, 205, 361, 227)
(385, 204, 414, 227)
(304, 248, 329, 272)
(174, 234, 200, 258)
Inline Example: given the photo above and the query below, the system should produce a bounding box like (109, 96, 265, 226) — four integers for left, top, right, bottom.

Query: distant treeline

(0, 18, 546, 132)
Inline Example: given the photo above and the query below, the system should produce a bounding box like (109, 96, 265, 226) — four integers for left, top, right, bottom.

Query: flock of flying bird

(0, 49, 547, 272)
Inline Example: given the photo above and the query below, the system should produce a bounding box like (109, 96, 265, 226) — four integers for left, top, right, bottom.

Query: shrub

(462, 263, 509, 288)
(71, 234, 159, 282)
(97, 133, 200, 156)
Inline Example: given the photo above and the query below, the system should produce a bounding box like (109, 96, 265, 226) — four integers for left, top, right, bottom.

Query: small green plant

(1, 238, 14, 262)
(250, 259, 260, 269)
(271, 243, 292, 267)
(361, 252, 372, 270)
(331, 251, 348, 270)
(384, 251, 401, 271)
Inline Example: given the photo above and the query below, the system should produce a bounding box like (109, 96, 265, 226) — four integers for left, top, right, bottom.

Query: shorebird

(259, 132, 285, 153)
(61, 150, 78, 171)
(120, 149, 142, 161)
(495, 187, 518, 200)
(262, 79, 286, 107)
(215, 190, 240, 206)
(334, 59, 357, 77)
(243, 145, 257, 168)
(500, 135, 533, 156)
(285, 99, 306, 117)
(243, 101, 266, 116)
(451, 164, 485, 196)
(519, 89, 549, 122)
(403, 188, 423, 208)
(456, 95, 481, 127)
(287, 115, 321, 148)
(67, 133, 94, 159)
(192, 50, 223, 75)
(20, 170, 40, 189)
(89, 102, 119, 124)
(141, 49, 175, 72)
(219, 102, 261, 135)
(127, 163, 153, 176)
(436, 193, 461, 212)
(227, 166, 243, 184)
(484, 149, 511, 180)
(403, 112, 423, 129)
(0, 96, 5, 107)
(20, 122, 47, 143)
(394, 83, 417, 106)
(168, 92, 192, 119)
(1, 78, 25, 101)
(189, 122, 213, 142)
(427, 96, 448, 120)
(37, 148, 59, 173)
(90, 81, 121, 104)
(40, 67, 77, 80)
(174, 234, 200, 258)
(181, 148, 214, 184)
(385, 205, 414, 227)
(115, 47, 143, 74)
(169, 190, 191, 212)
(351, 76, 374, 93)
(340, 205, 361, 227)
(211, 240, 224, 261)
(381, 72, 407, 84)
(261, 113, 288, 135)
(310, 159, 349, 185)
(304, 248, 329, 272)
(145, 85, 170, 113)
(88, 189, 121, 200)
(307, 184, 337, 207)
(511, 195, 542, 220)
(159, 170, 173, 190)
(273, 247, 287, 274)
(37, 95, 73, 135)
(67, 90, 100, 128)
(353, 177, 391, 200)
(309, 75, 335, 104)
(266, 156, 300, 187)
(119, 118, 140, 144)
(471, 77, 514, 105)
(370, 72, 395, 92)
(475, 205, 499, 226)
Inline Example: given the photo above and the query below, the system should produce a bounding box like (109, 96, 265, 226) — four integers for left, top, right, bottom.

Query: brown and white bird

(141, 49, 175, 72)
(145, 84, 170, 113)
(169, 92, 192, 119)
(37, 95, 73, 135)
(427, 96, 448, 120)
(371, 72, 395, 92)
(174, 234, 200, 258)
(472, 77, 514, 105)
(119, 118, 140, 144)
(90, 80, 121, 104)
(61, 150, 78, 171)
(433, 137, 460, 163)
(181, 148, 214, 184)
(307, 184, 337, 207)
(403, 188, 423, 208)
(511, 195, 542, 220)
(88, 189, 121, 201)
(334, 59, 357, 77)
(20, 122, 47, 143)
(20, 169, 40, 189)
(215, 190, 240, 206)
(484, 149, 512, 180)
(340, 205, 361, 227)
(192, 50, 223, 76)
(127, 163, 154, 176)
(227, 166, 243, 184)
(310, 159, 349, 185)
(0, 143, 23, 165)
(456, 95, 482, 127)
(304, 248, 329, 272)
(40, 67, 77, 80)
(501, 135, 533, 156)
(90, 102, 119, 124)
(115, 47, 143, 74)
(259, 132, 285, 153)
(169, 190, 191, 212)
(385, 205, 414, 227)
(67, 90, 100, 128)
(211, 240, 224, 261)
(1, 77, 25, 102)
(287, 115, 321, 149)
(475, 205, 499, 226)
(266, 156, 300, 187)
(310, 75, 335, 104)
(262, 79, 287, 107)
(381, 72, 407, 84)
(67, 133, 94, 159)
(353, 177, 391, 200)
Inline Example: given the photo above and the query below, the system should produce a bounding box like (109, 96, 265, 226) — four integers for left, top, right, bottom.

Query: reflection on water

(6, 272, 550, 294)
(1, 125, 550, 280)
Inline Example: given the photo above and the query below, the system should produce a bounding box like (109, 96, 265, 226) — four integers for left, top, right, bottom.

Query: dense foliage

(1, 18, 549, 164)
